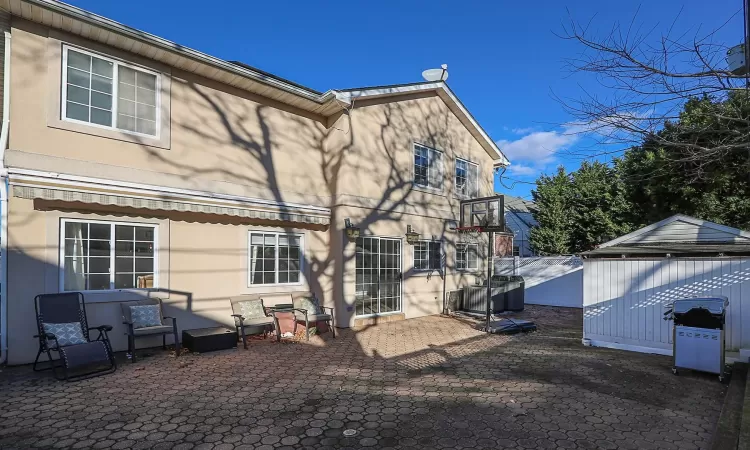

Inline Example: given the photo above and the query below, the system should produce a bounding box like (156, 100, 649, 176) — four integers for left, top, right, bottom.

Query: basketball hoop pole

(457, 195, 504, 333)
(486, 230, 493, 333)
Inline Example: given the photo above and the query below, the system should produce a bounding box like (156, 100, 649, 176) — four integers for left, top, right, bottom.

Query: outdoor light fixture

(405, 225, 421, 245)
(344, 218, 361, 241)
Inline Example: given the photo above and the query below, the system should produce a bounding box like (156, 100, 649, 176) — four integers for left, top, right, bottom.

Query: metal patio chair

(292, 292, 335, 341)
(121, 298, 180, 363)
(230, 296, 279, 348)
(33, 292, 117, 381)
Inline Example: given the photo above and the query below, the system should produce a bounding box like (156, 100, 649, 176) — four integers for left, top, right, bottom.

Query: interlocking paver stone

(0, 306, 726, 449)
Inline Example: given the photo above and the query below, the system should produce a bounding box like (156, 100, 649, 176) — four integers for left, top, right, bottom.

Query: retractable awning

(10, 171, 330, 226)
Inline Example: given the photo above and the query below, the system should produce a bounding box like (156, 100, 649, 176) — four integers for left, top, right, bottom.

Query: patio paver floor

(0, 305, 726, 449)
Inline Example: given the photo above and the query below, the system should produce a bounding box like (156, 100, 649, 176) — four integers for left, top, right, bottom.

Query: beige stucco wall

(4, 18, 500, 365)
(6, 196, 334, 365)
(8, 18, 331, 206)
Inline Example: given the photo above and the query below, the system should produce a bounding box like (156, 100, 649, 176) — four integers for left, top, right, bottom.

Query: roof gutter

(25, 0, 333, 104)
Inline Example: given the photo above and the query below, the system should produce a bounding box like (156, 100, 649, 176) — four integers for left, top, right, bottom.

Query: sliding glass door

(354, 236, 402, 316)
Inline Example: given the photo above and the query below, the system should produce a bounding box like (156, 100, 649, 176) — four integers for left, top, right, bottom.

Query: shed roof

(584, 215, 750, 257)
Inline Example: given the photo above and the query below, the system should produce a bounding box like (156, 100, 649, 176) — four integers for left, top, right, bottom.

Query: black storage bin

(182, 327, 238, 353)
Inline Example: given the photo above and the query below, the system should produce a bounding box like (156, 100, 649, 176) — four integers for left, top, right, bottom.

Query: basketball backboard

(459, 195, 505, 232)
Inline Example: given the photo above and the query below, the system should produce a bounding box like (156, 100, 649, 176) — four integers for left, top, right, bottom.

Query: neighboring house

(503, 195, 537, 257)
(0, 0, 509, 364)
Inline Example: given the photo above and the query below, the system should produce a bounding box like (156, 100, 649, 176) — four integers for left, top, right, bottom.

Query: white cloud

(496, 124, 583, 180)
(511, 126, 537, 135)
(496, 128, 579, 164)
(506, 164, 539, 177)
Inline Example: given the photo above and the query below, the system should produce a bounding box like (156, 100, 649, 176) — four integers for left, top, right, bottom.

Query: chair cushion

(294, 312, 331, 323)
(133, 325, 174, 336)
(294, 295, 321, 315)
(43, 322, 86, 346)
(238, 300, 266, 320)
(241, 317, 275, 327)
(130, 305, 162, 329)
(58, 341, 111, 367)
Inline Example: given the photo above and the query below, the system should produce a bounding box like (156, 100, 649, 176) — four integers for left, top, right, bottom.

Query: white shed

(583, 214, 750, 355)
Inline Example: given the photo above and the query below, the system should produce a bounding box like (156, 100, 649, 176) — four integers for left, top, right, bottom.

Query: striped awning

(12, 185, 330, 225)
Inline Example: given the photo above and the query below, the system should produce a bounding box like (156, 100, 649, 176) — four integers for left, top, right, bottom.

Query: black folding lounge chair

(33, 292, 117, 381)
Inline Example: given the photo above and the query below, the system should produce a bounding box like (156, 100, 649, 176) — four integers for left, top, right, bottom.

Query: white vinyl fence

(495, 256, 583, 308)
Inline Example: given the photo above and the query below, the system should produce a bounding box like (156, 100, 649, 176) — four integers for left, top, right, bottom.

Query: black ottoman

(182, 327, 238, 353)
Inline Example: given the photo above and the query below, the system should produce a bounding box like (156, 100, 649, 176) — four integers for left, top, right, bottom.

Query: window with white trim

(414, 143, 443, 190)
(61, 220, 157, 291)
(455, 158, 479, 198)
(456, 243, 479, 271)
(413, 240, 441, 271)
(63, 46, 159, 136)
(249, 232, 303, 285)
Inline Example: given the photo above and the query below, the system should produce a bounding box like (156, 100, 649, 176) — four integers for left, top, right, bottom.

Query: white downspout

(1, 31, 11, 364)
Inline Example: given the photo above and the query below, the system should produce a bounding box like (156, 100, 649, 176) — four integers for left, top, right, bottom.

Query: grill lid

(673, 296, 728, 314)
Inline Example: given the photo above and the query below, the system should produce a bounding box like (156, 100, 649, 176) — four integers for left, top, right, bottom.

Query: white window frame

(247, 231, 305, 287)
(413, 143, 444, 192)
(412, 239, 442, 272)
(59, 218, 159, 292)
(454, 157, 479, 198)
(61, 44, 162, 138)
(456, 243, 480, 271)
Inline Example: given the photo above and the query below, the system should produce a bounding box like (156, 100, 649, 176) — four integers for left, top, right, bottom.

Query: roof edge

(599, 214, 750, 249)
(23, 0, 327, 102)
(16, 1, 508, 164)
(338, 82, 509, 164)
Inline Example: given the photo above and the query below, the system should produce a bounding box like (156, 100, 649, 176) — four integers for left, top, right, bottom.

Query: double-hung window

(63, 46, 159, 136)
(455, 158, 479, 198)
(414, 143, 443, 190)
(248, 232, 303, 285)
(456, 243, 479, 271)
(61, 219, 157, 291)
(414, 240, 442, 271)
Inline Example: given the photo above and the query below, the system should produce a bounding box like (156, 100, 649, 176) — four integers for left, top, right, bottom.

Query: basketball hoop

(456, 195, 505, 335)
(455, 225, 484, 244)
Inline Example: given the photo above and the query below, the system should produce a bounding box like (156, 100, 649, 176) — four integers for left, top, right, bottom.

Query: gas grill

(664, 296, 728, 381)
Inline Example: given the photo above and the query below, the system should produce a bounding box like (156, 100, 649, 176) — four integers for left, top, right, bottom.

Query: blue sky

(67, 0, 743, 200)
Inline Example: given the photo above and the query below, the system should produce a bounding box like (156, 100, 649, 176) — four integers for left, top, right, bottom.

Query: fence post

(514, 256, 520, 276)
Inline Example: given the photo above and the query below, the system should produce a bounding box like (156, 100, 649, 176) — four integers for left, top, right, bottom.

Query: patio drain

(343, 429, 358, 437)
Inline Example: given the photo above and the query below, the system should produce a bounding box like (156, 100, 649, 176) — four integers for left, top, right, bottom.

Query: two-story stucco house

(0, 0, 509, 365)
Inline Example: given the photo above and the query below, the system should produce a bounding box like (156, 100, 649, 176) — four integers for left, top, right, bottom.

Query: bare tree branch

(555, 8, 749, 176)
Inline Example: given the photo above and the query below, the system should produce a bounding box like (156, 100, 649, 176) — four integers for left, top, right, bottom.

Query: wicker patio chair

(292, 292, 335, 341)
(33, 292, 117, 381)
(230, 296, 279, 348)
(121, 298, 180, 363)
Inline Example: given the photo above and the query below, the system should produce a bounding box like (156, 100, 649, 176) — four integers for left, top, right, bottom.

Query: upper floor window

(414, 143, 443, 191)
(455, 158, 479, 198)
(414, 240, 441, 271)
(62, 46, 159, 137)
(61, 219, 157, 291)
